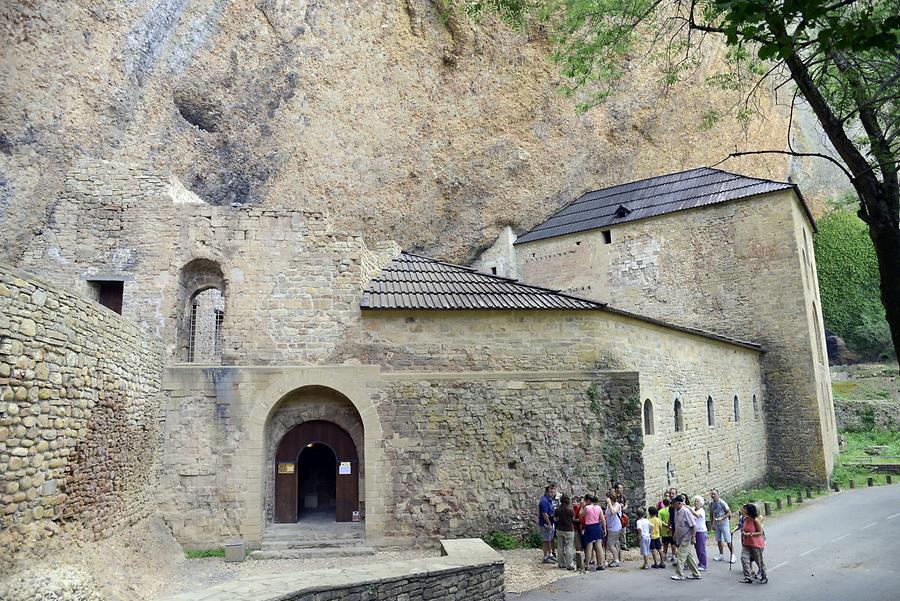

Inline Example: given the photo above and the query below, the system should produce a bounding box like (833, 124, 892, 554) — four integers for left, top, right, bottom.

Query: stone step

(249, 546, 376, 560)
(261, 532, 364, 541)
(260, 539, 365, 551)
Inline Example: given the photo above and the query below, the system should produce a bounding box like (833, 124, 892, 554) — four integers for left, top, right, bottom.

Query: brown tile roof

(515, 167, 809, 244)
(360, 252, 763, 351)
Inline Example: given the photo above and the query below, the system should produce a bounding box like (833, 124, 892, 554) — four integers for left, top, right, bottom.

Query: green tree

(468, 0, 900, 365)
(815, 209, 893, 359)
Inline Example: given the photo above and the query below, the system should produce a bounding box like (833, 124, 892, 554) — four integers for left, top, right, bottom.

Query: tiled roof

(361, 252, 607, 310)
(360, 252, 763, 351)
(516, 167, 803, 244)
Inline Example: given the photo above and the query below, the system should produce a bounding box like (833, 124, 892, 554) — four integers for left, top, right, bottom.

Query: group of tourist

(539, 484, 767, 584)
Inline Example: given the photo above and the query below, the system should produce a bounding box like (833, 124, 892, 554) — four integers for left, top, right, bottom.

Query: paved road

(512, 484, 900, 601)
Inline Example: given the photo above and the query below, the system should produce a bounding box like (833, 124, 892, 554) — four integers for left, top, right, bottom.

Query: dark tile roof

(515, 167, 807, 244)
(360, 252, 763, 351)
(361, 252, 606, 310)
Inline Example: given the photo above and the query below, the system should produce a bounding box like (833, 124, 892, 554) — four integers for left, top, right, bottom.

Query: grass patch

(832, 380, 892, 401)
(840, 430, 900, 457)
(185, 548, 226, 559)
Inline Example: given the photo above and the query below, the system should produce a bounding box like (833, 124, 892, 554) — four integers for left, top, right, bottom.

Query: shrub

(524, 530, 544, 549)
(184, 548, 225, 559)
(814, 209, 894, 361)
(483, 530, 519, 550)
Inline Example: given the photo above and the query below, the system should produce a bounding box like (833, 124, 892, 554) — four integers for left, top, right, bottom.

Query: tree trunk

(866, 194, 900, 367)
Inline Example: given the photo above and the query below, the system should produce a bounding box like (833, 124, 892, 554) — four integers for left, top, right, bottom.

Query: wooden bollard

(867, 477, 874, 487)
(833, 482, 840, 492)
(850, 479, 856, 489)
(776, 498, 782, 510)
(786, 495, 792, 506)
(888, 475, 893, 484)
(796, 491, 803, 504)
(806, 487, 812, 499)
(764, 502, 772, 516)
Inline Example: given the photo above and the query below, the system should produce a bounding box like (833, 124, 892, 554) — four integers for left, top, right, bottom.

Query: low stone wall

(0, 263, 163, 560)
(835, 399, 899, 432)
(160, 539, 504, 601)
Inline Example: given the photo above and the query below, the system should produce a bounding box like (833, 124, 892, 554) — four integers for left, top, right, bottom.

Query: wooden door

(274, 421, 359, 523)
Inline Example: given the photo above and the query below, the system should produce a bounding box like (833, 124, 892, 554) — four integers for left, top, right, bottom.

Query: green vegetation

(524, 530, 544, 549)
(814, 210, 894, 361)
(184, 548, 226, 559)
(483, 530, 520, 550)
(832, 380, 892, 402)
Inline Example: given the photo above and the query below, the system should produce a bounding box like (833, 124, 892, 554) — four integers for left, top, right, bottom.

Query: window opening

(706, 451, 711, 473)
(602, 230, 612, 244)
(643, 399, 654, 435)
(490, 266, 497, 275)
(733, 395, 740, 422)
(737, 443, 742, 465)
(188, 288, 225, 363)
(87, 280, 124, 315)
(674, 399, 683, 432)
(707, 396, 714, 427)
(752, 394, 759, 420)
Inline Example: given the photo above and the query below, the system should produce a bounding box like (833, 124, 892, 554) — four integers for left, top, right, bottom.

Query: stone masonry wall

(516, 190, 836, 484)
(285, 562, 504, 601)
(354, 308, 768, 510)
(834, 399, 900, 432)
(0, 263, 163, 560)
(19, 159, 389, 366)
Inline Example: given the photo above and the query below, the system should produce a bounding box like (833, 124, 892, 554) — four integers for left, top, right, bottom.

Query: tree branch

(713, 149, 855, 182)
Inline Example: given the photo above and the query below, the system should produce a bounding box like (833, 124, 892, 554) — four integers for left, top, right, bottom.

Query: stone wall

(0, 263, 163, 559)
(515, 189, 836, 483)
(19, 159, 388, 366)
(355, 308, 768, 513)
(834, 399, 900, 432)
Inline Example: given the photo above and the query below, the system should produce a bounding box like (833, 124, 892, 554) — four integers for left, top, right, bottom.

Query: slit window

(707, 396, 715, 427)
(87, 279, 124, 315)
(752, 394, 759, 420)
(643, 399, 654, 435)
(674, 399, 684, 432)
(733, 395, 741, 422)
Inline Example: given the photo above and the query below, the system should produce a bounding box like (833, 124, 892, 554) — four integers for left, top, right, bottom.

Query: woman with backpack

(737, 503, 767, 584)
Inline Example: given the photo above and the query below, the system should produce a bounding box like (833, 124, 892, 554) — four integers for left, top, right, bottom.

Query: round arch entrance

(274, 420, 360, 523)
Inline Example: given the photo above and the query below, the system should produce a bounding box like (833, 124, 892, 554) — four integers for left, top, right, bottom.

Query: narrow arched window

(643, 399, 654, 435)
(707, 396, 714, 427)
(733, 395, 740, 422)
(752, 394, 759, 420)
(674, 399, 683, 432)
(706, 451, 711, 473)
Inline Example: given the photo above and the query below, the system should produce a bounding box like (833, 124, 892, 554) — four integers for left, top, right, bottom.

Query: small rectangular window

(87, 280, 124, 315)
(602, 230, 612, 244)
(490, 266, 497, 275)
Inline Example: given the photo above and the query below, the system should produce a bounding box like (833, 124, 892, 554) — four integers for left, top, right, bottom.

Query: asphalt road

(512, 484, 900, 601)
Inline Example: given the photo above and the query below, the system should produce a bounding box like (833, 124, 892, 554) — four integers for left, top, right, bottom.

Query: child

(635, 508, 652, 569)
(648, 506, 664, 568)
(658, 498, 673, 563)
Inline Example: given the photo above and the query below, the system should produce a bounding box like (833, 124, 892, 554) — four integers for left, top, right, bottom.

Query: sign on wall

(277, 462, 295, 474)
(339, 461, 351, 475)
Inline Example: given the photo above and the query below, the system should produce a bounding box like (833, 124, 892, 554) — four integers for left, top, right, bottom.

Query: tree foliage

(468, 0, 900, 365)
(814, 209, 893, 359)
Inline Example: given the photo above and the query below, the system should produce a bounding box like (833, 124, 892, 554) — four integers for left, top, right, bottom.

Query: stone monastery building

(0, 161, 836, 554)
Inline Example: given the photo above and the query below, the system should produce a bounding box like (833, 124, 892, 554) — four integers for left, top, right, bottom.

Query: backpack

(620, 512, 629, 528)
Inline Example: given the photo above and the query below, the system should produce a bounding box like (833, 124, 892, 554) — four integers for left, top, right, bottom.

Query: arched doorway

(274, 420, 359, 523)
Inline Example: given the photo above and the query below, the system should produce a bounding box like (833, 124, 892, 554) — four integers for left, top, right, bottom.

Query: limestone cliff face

(0, 0, 844, 265)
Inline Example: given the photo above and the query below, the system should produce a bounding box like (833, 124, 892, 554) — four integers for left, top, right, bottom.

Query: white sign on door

(339, 461, 351, 475)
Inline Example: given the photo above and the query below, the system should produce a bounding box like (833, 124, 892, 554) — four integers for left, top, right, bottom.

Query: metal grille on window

(189, 288, 225, 363)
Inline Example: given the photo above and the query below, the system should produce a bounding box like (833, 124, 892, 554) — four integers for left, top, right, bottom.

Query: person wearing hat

(670, 495, 702, 580)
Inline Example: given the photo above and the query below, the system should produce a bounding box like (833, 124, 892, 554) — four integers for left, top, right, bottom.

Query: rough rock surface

(0, 0, 844, 266)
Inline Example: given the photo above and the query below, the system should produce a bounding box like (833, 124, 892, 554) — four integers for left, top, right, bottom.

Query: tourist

(689, 495, 708, 570)
(580, 494, 606, 571)
(572, 495, 583, 552)
(656, 489, 671, 509)
(613, 482, 629, 550)
(658, 498, 674, 562)
(667, 495, 678, 563)
(648, 506, 664, 568)
(604, 491, 623, 567)
(670, 495, 702, 580)
(635, 508, 652, 569)
(709, 489, 736, 563)
(738, 503, 767, 584)
(554, 494, 576, 570)
(538, 484, 557, 564)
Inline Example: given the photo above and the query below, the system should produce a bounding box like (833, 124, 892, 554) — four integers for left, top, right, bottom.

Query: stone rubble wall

(0, 262, 163, 560)
(516, 190, 836, 484)
(834, 399, 899, 432)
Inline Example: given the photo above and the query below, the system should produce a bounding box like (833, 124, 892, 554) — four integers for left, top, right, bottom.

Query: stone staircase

(249, 519, 375, 560)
